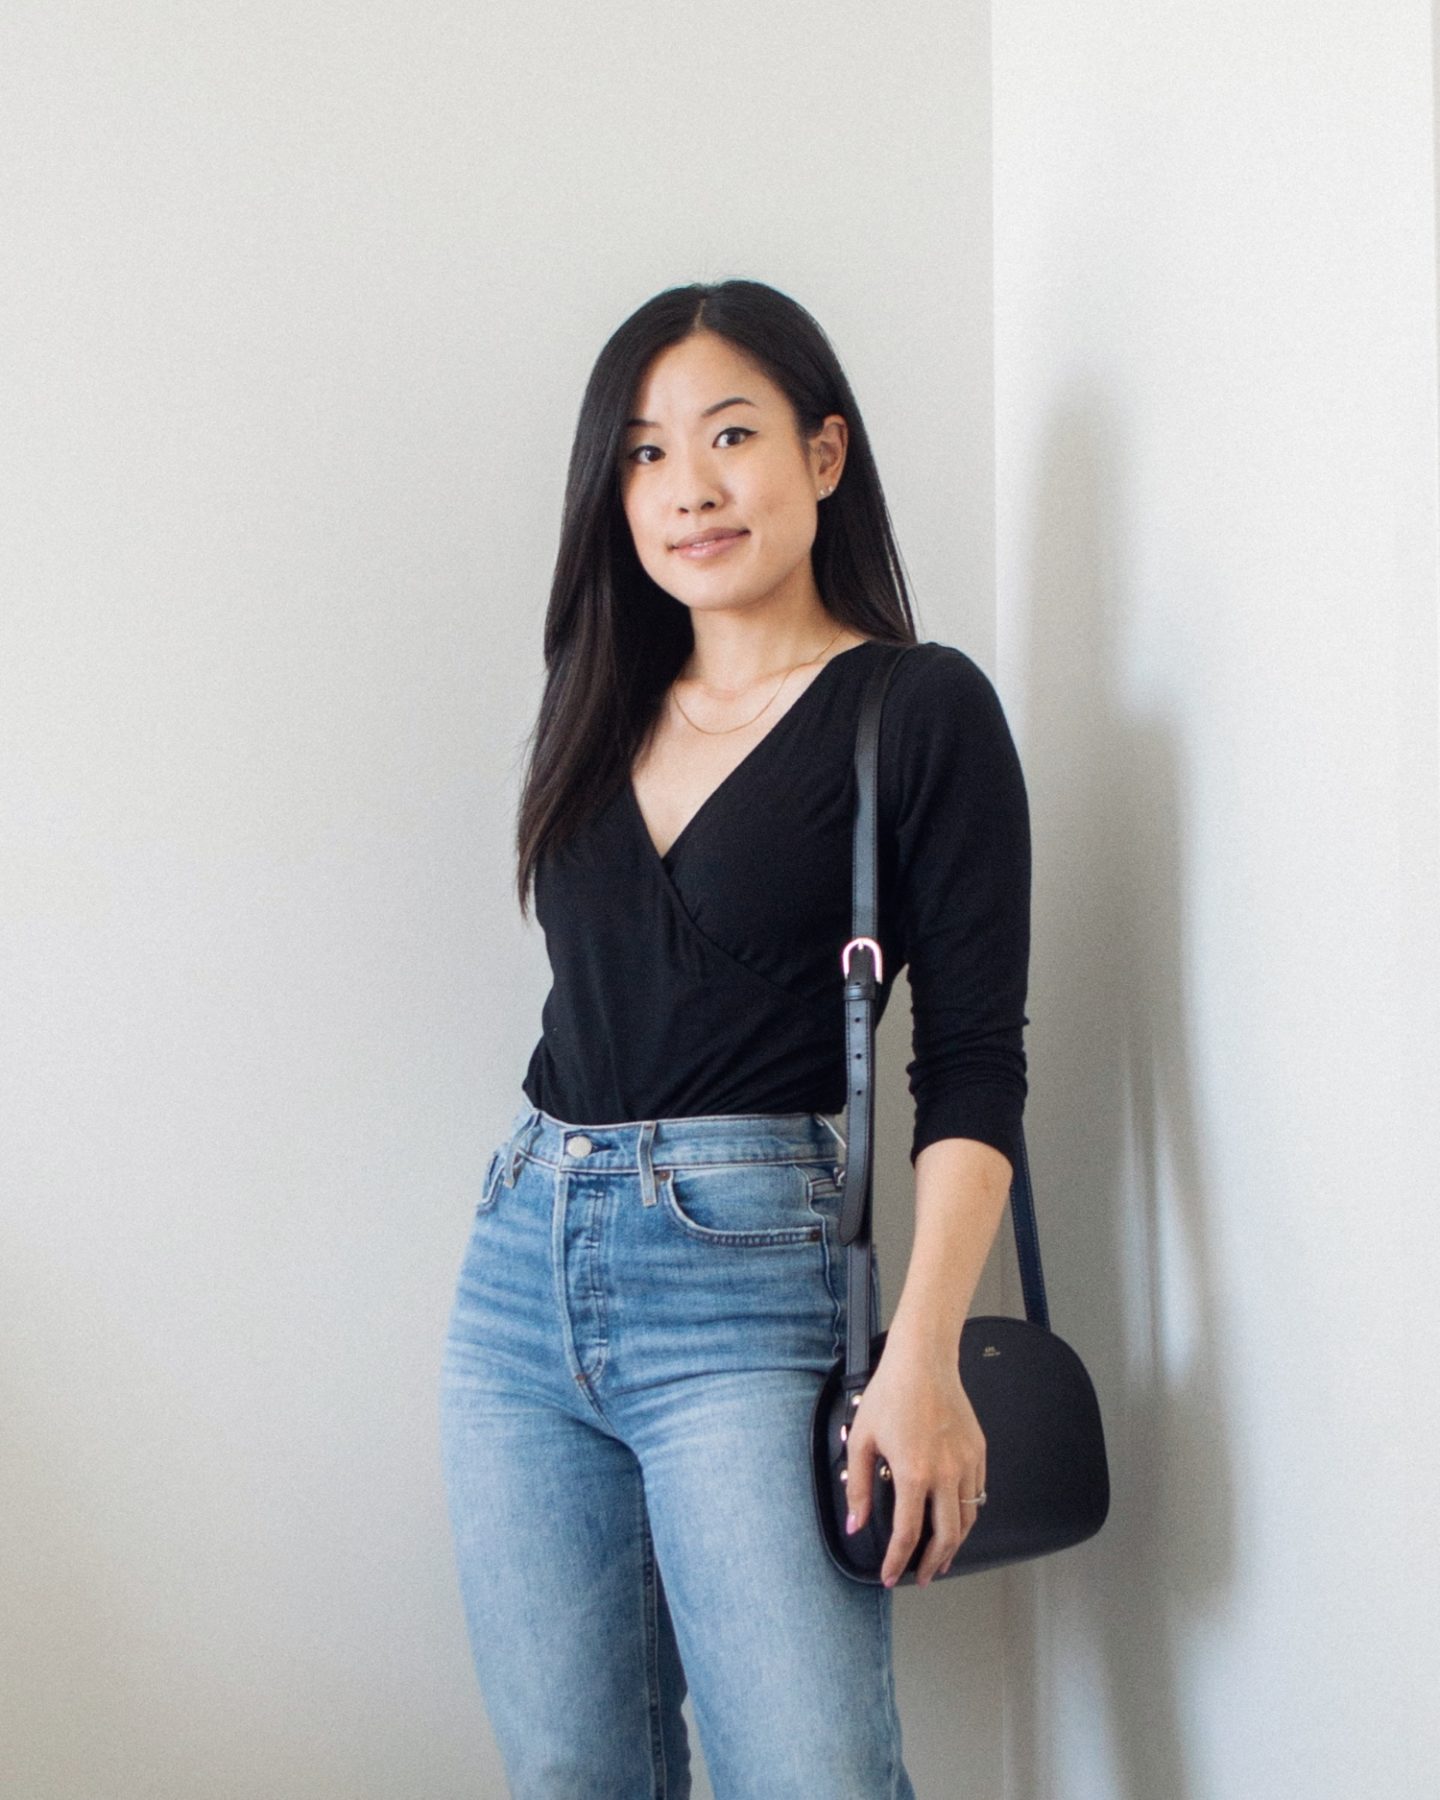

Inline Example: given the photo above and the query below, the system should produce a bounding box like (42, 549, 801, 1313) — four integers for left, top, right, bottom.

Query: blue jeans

(438, 1097, 916, 1799)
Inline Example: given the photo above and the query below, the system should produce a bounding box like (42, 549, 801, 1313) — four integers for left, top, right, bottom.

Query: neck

(681, 615, 852, 693)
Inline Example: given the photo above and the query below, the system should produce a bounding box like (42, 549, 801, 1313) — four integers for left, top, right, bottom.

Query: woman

(438, 279, 1031, 1798)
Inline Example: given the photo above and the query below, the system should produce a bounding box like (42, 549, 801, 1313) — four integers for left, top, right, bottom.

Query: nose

(668, 455, 723, 512)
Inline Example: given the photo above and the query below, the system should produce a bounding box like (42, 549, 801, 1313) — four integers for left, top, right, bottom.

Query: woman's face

(618, 330, 846, 620)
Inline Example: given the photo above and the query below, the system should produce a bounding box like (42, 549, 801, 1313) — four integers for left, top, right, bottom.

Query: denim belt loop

(637, 1119, 659, 1208)
(506, 1108, 540, 1185)
(816, 1112, 848, 1157)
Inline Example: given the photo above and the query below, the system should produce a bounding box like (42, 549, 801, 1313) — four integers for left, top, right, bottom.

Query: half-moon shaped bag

(811, 643, 1111, 1585)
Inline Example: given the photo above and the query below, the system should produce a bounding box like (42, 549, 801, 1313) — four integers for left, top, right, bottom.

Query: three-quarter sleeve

(881, 646, 1032, 1172)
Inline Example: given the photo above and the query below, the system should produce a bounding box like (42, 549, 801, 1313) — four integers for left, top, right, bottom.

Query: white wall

(1, 4, 999, 1796)
(991, 6, 1440, 1798)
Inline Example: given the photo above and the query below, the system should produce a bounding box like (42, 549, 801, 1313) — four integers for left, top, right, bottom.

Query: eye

(624, 426, 754, 466)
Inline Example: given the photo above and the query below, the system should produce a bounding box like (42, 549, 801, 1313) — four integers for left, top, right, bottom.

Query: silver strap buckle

(840, 935, 883, 982)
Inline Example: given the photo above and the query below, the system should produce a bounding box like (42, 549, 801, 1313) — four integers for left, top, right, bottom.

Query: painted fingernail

(846, 1511, 858, 1533)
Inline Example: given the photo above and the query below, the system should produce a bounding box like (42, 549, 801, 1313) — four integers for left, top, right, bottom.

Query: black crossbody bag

(810, 642, 1111, 1585)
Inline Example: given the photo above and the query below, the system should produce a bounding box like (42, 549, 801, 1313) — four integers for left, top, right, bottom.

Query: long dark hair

(513, 278, 919, 919)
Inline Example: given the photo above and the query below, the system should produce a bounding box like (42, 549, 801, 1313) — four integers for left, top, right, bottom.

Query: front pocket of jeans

(657, 1161, 824, 1247)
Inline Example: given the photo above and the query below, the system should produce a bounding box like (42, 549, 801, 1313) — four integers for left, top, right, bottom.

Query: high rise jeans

(437, 1096, 916, 1799)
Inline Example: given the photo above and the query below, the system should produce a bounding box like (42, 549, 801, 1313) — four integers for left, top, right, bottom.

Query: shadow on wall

(1008, 391, 1230, 1800)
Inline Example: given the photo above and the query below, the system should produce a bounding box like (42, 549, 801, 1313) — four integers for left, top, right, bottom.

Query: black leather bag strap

(837, 643, 1050, 1395)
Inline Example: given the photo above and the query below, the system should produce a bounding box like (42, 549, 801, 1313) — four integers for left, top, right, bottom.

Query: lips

(673, 529, 749, 557)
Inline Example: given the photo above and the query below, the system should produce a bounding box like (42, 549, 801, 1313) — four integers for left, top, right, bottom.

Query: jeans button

(566, 1134, 593, 1157)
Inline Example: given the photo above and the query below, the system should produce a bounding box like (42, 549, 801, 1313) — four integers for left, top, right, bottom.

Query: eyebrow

(624, 396, 758, 431)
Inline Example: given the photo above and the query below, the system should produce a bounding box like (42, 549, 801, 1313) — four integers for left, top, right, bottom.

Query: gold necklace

(669, 627, 849, 736)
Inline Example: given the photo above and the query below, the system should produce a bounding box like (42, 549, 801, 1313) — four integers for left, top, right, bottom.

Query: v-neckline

(628, 638, 880, 867)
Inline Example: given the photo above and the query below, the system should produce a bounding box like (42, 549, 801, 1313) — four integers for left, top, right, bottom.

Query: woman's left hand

(842, 1330, 986, 1588)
